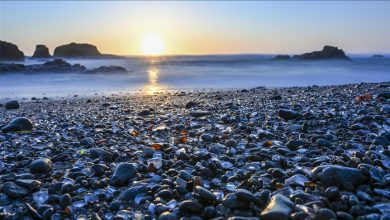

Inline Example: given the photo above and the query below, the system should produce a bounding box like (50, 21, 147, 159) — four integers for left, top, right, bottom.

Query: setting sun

(141, 33, 165, 56)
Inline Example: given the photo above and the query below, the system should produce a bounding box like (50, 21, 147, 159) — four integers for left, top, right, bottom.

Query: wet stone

(359, 164, 385, 185)
(110, 162, 137, 187)
(1, 117, 33, 133)
(373, 188, 390, 198)
(42, 208, 54, 219)
(91, 164, 107, 177)
(336, 212, 354, 220)
(372, 136, 390, 147)
(138, 109, 151, 116)
(223, 193, 249, 209)
(316, 139, 333, 148)
(90, 148, 112, 159)
(312, 165, 366, 190)
(284, 174, 309, 187)
(120, 185, 147, 201)
(2, 182, 30, 198)
(278, 109, 301, 120)
(201, 134, 213, 142)
(5, 100, 20, 109)
(225, 139, 238, 148)
(157, 189, 173, 200)
(178, 200, 203, 214)
(185, 101, 197, 109)
(317, 208, 336, 220)
(79, 137, 95, 148)
(193, 186, 216, 203)
(260, 194, 295, 220)
(235, 188, 255, 202)
(350, 205, 367, 216)
(377, 91, 390, 99)
(325, 186, 340, 199)
(190, 111, 211, 117)
(204, 206, 216, 219)
(29, 158, 52, 174)
(15, 179, 41, 191)
(61, 183, 74, 193)
(209, 143, 226, 155)
(178, 170, 192, 181)
(158, 211, 177, 220)
(59, 194, 72, 207)
(286, 140, 305, 150)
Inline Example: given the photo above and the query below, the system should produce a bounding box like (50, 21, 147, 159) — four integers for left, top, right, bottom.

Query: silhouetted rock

(54, 42, 101, 57)
(32, 44, 51, 58)
(26, 59, 86, 72)
(44, 59, 70, 66)
(371, 54, 385, 58)
(294, 45, 350, 60)
(85, 65, 127, 73)
(271, 55, 290, 61)
(0, 40, 25, 61)
(0, 59, 129, 74)
(0, 63, 26, 72)
(1, 59, 85, 73)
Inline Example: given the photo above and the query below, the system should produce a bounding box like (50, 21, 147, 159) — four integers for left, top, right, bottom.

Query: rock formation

(32, 44, 51, 58)
(0, 59, 127, 74)
(371, 54, 385, 58)
(53, 42, 101, 57)
(271, 55, 290, 61)
(0, 40, 25, 61)
(293, 45, 350, 60)
(85, 65, 127, 73)
(28, 59, 86, 72)
(0, 63, 26, 72)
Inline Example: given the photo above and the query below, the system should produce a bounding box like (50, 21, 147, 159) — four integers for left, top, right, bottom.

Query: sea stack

(53, 42, 101, 58)
(0, 40, 25, 61)
(293, 45, 350, 60)
(32, 44, 51, 58)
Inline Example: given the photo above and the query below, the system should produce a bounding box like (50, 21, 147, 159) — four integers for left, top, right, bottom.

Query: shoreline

(1, 81, 389, 102)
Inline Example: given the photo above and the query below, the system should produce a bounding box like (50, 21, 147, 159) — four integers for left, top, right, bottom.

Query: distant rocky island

(32, 45, 51, 58)
(0, 40, 25, 61)
(371, 54, 385, 58)
(53, 42, 101, 58)
(0, 41, 127, 73)
(0, 40, 121, 60)
(272, 45, 351, 61)
(0, 59, 127, 74)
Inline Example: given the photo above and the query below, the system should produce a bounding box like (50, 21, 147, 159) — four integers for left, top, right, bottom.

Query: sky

(1, 1, 390, 56)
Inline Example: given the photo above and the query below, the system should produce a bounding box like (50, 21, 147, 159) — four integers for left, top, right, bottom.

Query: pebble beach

(1, 82, 390, 220)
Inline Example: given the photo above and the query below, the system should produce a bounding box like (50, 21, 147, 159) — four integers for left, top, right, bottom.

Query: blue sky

(1, 1, 390, 55)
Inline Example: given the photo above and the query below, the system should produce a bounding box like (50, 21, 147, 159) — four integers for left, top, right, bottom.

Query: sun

(141, 33, 165, 56)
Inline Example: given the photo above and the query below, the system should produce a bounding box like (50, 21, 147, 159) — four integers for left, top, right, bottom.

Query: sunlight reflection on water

(141, 64, 168, 95)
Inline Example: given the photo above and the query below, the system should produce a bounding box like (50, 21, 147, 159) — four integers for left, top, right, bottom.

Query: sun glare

(141, 33, 165, 56)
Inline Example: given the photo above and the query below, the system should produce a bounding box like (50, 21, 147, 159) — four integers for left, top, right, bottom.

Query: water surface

(1, 55, 389, 99)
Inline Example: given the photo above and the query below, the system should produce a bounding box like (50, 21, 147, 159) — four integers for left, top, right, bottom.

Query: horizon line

(23, 52, 390, 57)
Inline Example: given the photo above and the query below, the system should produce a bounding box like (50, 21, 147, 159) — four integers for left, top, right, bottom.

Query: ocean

(0, 54, 389, 99)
